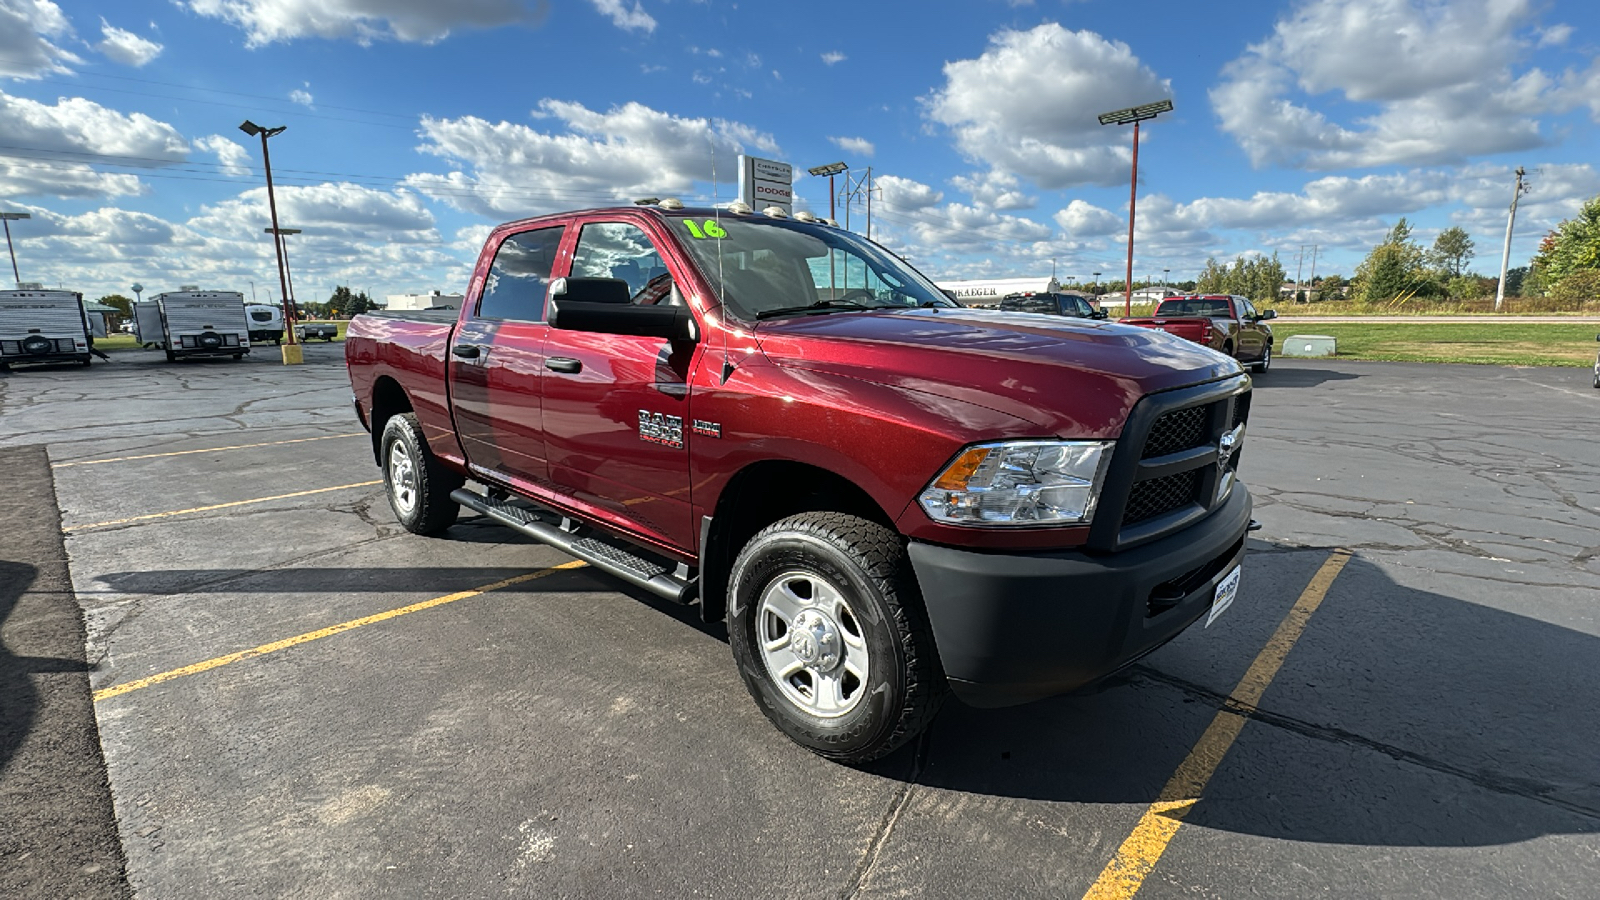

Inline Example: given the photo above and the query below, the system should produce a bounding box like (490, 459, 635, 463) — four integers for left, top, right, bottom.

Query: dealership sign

(738, 155, 793, 214)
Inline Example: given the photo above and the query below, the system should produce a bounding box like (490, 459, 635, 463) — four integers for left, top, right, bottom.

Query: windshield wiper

(753, 298, 872, 319)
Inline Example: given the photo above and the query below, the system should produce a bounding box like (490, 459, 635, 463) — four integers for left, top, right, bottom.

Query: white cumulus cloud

(182, 0, 537, 46)
(0, 0, 80, 79)
(924, 23, 1170, 191)
(98, 18, 163, 67)
(195, 134, 252, 177)
(1211, 0, 1589, 170)
(0, 91, 188, 198)
(828, 136, 874, 158)
(590, 0, 654, 33)
(821, 51, 845, 66)
(289, 88, 314, 106)
(405, 99, 779, 218)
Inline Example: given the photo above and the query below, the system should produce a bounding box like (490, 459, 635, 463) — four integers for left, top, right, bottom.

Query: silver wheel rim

(1262, 345, 1270, 368)
(756, 570, 870, 719)
(388, 438, 419, 516)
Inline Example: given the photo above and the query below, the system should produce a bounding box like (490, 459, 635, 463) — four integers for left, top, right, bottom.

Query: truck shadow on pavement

(888, 546, 1600, 848)
(0, 561, 93, 773)
(90, 543, 1599, 849)
(1253, 365, 1361, 388)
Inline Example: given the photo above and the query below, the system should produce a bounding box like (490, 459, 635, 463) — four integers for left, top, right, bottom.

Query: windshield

(668, 213, 956, 321)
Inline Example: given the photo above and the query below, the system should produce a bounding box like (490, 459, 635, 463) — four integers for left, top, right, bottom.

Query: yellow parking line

(1081, 549, 1352, 900)
(65, 481, 382, 532)
(52, 432, 366, 468)
(93, 561, 589, 702)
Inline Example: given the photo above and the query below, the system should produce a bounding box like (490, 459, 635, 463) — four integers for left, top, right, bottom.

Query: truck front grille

(1142, 406, 1209, 458)
(1086, 376, 1252, 552)
(1123, 469, 1201, 526)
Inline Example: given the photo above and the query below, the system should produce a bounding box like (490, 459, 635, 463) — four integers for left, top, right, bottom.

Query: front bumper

(908, 484, 1251, 708)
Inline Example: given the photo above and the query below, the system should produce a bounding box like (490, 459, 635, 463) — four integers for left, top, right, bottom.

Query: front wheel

(727, 512, 946, 764)
(1252, 343, 1272, 373)
(381, 412, 462, 534)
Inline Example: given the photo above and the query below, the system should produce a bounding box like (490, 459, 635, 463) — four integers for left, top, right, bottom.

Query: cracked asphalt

(2, 346, 1598, 899)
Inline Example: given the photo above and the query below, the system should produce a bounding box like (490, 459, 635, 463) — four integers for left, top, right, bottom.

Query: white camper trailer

(245, 303, 285, 344)
(0, 286, 92, 370)
(151, 289, 251, 362)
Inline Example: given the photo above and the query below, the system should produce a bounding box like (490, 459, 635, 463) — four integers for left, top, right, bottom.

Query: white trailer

(245, 303, 285, 344)
(0, 287, 92, 370)
(152, 290, 251, 362)
(934, 276, 1063, 308)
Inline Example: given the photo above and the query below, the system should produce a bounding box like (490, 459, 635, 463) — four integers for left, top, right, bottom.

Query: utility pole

(1307, 245, 1319, 301)
(1295, 245, 1306, 301)
(1495, 166, 1528, 312)
(865, 166, 873, 240)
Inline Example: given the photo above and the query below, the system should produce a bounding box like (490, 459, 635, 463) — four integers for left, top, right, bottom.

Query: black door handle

(545, 357, 582, 373)
(452, 344, 481, 359)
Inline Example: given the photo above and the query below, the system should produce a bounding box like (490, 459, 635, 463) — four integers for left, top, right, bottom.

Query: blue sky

(2, 0, 1598, 302)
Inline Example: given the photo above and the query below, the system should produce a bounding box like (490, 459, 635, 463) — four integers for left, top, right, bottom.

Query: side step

(451, 488, 697, 604)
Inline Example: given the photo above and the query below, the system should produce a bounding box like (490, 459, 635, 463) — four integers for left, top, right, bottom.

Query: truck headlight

(918, 440, 1113, 526)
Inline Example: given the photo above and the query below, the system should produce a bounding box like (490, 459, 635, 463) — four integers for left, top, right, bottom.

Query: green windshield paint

(682, 219, 727, 240)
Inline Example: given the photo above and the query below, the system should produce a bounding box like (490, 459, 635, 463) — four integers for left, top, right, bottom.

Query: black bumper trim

(909, 485, 1251, 708)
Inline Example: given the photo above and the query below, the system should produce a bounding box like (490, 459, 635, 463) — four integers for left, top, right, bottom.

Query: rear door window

(477, 226, 566, 322)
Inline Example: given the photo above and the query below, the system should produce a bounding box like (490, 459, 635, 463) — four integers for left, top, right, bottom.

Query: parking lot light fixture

(239, 120, 299, 357)
(1, 211, 30, 287)
(1099, 99, 1172, 317)
(807, 162, 848, 222)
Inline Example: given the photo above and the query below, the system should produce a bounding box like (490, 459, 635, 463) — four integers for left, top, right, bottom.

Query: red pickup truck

(345, 203, 1254, 763)
(1120, 294, 1276, 372)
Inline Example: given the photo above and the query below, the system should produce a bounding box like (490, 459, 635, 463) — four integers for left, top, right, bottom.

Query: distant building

(386, 290, 463, 311)
(934, 276, 1063, 307)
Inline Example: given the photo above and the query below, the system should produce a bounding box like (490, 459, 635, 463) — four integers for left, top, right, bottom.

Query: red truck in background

(1120, 295, 1277, 373)
(344, 203, 1255, 763)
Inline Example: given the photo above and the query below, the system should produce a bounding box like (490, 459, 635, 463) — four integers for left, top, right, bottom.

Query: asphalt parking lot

(3, 344, 1599, 899)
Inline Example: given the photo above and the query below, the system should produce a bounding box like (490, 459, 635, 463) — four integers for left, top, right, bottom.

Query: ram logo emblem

(638, 411, 684, 449)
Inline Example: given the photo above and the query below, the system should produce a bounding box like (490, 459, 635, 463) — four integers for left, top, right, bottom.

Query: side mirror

(1260, 309, 1277, 320)
(1091, 309, 1109, 319)
(549, 296, 697, 342)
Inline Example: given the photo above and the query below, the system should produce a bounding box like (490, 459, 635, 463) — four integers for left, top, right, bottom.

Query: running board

(450, 489, 697, 604)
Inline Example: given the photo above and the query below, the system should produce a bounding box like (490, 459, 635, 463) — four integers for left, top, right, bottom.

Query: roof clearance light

(658, 198, 685, 210)
(793, 211, 818, 222)
(762, 206, 789, 218)
(822, 218, 838, 227)
(727, 201, 753, 215)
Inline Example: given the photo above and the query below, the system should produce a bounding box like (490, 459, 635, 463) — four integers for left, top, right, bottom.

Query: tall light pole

(266, 227, 302, 318)
(1, 212, 30, 287)
(239, 120, 300, 360)
(1099, 99, 1173, 317)
(1495, 166, 1529, 312)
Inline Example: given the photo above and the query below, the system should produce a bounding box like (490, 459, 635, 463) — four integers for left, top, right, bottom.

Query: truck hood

(753, 308, 1241, 438)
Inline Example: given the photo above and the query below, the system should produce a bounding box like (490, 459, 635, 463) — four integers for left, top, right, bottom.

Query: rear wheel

(164, 348, 176, 363)
(80, 356, 92, 367)
(727, 512, 946, 764)
(381, 412, 462, 535)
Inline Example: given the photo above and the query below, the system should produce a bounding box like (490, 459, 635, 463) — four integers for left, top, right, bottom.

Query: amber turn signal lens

(932, 446, 991, 490)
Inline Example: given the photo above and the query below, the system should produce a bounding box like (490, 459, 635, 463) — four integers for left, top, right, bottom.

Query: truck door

(450, 224, 567, 489)
(539, 218, 698, 552)
(1234, 297, 1264, 360)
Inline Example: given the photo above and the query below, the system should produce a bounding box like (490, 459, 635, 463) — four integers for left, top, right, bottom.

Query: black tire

(164, 348, 176, 363)
(380, 412, 463, 535)
(80, 356, 92, 367)
(275, 337, 282, 346)
(727, 512, 946, 764)
(1251, 342, 1272, 373)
